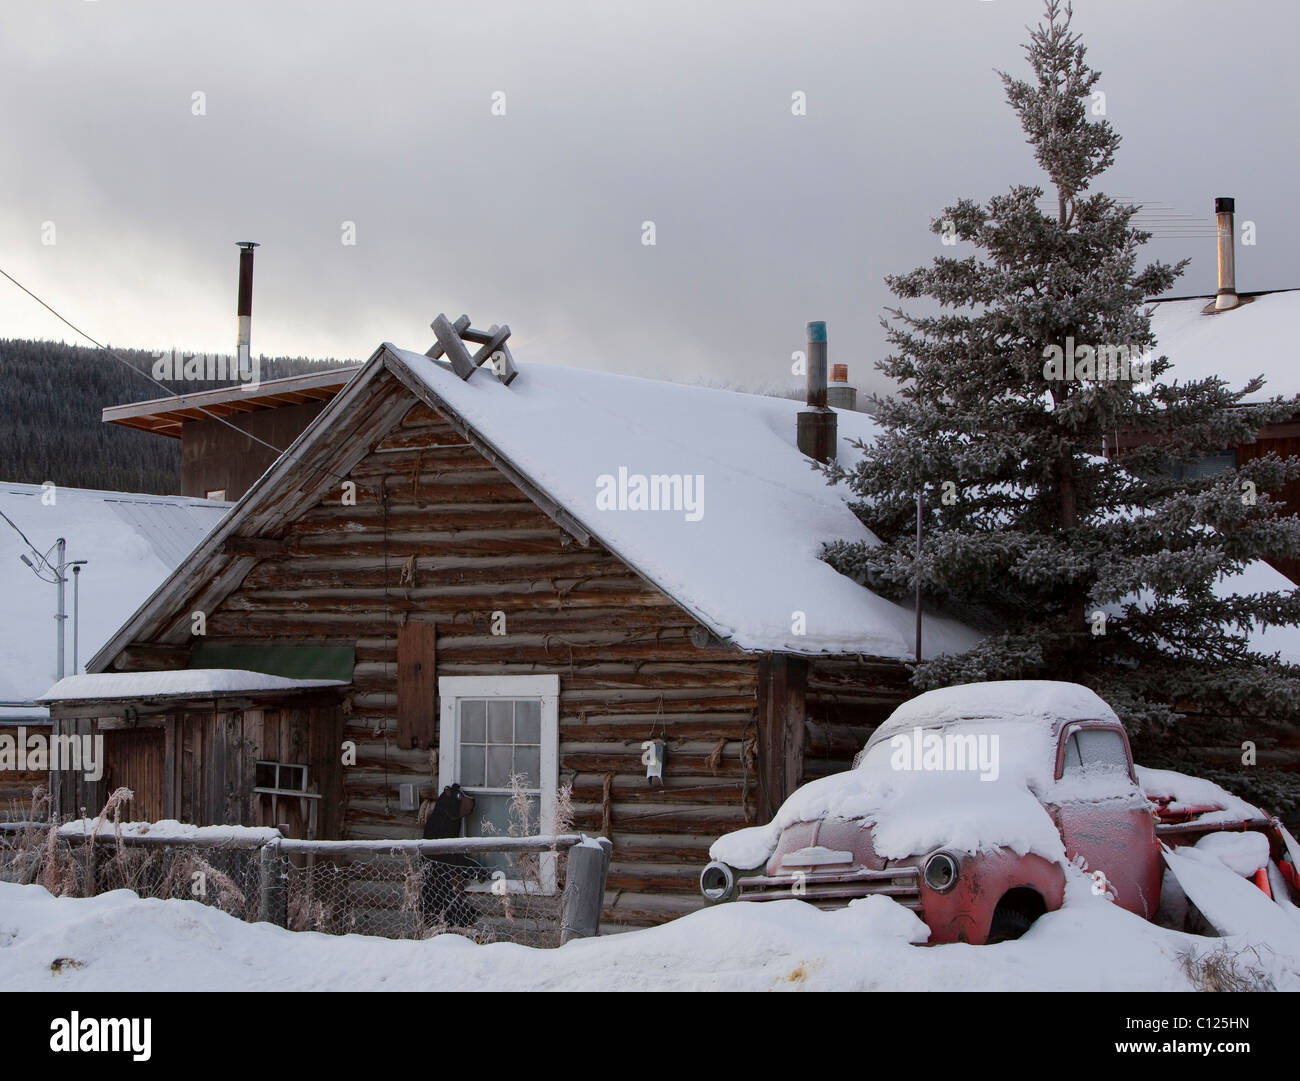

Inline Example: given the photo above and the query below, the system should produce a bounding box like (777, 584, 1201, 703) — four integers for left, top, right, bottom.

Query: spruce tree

(826, 0, 1300, 809)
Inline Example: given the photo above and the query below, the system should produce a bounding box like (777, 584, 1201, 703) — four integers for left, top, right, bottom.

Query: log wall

(131, 398, 773, 927)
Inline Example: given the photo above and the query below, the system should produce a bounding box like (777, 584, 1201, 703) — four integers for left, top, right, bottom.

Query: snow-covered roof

(0, 483, 230, 705)
(1149, 289, 1300, 403)
(383, 346, 980, 659)
(39, 669, 346, 703)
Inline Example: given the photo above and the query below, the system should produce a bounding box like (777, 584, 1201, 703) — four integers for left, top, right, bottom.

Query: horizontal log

(561, 750, 747, 777)
(560, 689, 756, 710)
(601, 892, 704, 926)
(395, 400, 452, 426)
(110, 644, 191, 672)
(432, 640, 742, 664)
(284, 534, 577, 559)
(606, 864, 701, 894)
(804, 722, 873, 758)
(604, 833, 715, 860)
(205, 609, 699, 636)
(803, 759, 852, 781)
(372, 429, 473, 452)
(397, 403, 453, 428)
(244, 555, 625, 591)
(348, 669, 754, 699)
(287, 506, 548, 535)
(223, 582, 668, 611)
(349, 477, 525, 504)
(569, 779, 745, 805)
(220, 536, 288, 558)
(569, 802, 749, 834)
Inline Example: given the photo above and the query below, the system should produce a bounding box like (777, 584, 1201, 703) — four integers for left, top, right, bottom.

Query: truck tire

(987, 889, 1045, 943)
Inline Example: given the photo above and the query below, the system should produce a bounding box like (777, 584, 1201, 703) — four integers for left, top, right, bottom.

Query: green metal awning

(189, 644, 355, 683)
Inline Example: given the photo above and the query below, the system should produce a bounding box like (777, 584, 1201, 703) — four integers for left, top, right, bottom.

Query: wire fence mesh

(0, 822, 586, 947)
(283, 847, 563, 944)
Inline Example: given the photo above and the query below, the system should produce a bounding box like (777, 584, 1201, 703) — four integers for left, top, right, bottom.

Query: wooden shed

(48, 324, 979, 928)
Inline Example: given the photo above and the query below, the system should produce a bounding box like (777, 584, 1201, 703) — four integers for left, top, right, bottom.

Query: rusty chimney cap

(807, 321, 827, 343)
(236, 241, 260, 250)
(830, 364, 848, 383)
(1215, 197, 1235, 215)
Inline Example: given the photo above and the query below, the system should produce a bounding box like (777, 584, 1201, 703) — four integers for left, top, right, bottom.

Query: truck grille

(736, 865, 922, 909)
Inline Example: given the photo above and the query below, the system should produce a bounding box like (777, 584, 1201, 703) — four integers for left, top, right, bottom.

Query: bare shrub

(158, 853, 248, 916)
(1180, 944, 1276, 992)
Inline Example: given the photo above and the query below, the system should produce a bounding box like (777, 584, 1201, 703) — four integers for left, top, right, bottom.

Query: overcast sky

(1, 0, 1296, 399)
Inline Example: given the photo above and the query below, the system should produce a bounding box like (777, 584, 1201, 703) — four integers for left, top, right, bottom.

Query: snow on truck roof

(864, 680, 1119, 750)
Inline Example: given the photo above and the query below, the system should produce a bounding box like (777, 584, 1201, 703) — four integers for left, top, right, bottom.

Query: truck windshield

(1061, 727, 1128, 775)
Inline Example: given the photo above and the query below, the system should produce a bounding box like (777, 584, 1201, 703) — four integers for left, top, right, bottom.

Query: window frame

(1053, 721, 1137, 784)
(437, 674, 560, 893)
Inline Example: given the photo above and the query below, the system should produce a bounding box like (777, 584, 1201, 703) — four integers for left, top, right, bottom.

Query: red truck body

(701, 681, 1298, 944)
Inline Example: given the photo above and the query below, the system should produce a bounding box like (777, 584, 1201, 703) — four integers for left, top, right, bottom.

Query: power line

(0, 265, 346, 478)
(0, 506, 61, 582)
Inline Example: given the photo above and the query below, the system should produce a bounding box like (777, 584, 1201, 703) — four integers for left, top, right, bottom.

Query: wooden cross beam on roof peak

(425, 313, 518, 385)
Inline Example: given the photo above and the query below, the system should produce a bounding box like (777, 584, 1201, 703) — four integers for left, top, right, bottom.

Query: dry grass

(158, 853, 248, 916)
(1180, 944, 1275, 992)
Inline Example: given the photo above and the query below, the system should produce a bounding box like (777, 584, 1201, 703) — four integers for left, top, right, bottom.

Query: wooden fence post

(258, 839, 287, 927)
(560, 837, 612, 944)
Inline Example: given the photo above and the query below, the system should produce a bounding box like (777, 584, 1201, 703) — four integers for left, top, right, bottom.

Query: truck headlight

(700, 861, 738, 903)
(923, 851, 959, 892)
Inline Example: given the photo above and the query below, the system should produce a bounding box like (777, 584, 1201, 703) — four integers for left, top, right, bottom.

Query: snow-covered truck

(700, 681, 1300, 943)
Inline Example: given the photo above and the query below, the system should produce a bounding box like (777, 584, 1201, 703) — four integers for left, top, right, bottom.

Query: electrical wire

(0, 265, 347, 479)
(0, 506, 61, 582)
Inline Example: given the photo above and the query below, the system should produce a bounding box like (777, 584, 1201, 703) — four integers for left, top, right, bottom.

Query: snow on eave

(39, 669, 348, 704)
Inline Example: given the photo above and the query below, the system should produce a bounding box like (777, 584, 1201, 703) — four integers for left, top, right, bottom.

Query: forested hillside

(0, 340, 355, 494)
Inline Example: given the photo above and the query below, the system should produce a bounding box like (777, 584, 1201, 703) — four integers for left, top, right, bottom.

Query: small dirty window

(1061, 728, 1128, 776)
(254, 761, 308, 793)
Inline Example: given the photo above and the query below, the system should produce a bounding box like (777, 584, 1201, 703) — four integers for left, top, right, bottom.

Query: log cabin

(40, 320, 979, 928)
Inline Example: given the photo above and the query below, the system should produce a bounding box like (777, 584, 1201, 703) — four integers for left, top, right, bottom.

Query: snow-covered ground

(3, 864, 1297, 992)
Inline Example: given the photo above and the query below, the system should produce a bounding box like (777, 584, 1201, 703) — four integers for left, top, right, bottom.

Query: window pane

(515, 745, 540, 788)
(515, 700, 541, 743)
(1063, 729, 1127, 775)
(461, 700, 486, 743)
(467, 792, 512, 838)
(460, 744, 485, 788)
(487, 700, 514, 743)
(1062, 737, 1082, 773)
(486, 745, 513, 788)
(1075, 729, 1128, 771)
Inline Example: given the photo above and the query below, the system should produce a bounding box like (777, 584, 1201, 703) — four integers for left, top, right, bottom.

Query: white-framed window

(438, 674, 559, 893)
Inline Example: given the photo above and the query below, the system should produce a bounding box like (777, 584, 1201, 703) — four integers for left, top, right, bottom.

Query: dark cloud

(2, 0, 1296, 399)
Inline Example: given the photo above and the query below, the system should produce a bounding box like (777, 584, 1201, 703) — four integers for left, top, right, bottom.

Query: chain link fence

(0, 822, 607, 947)
(283, 846, 563, 944)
